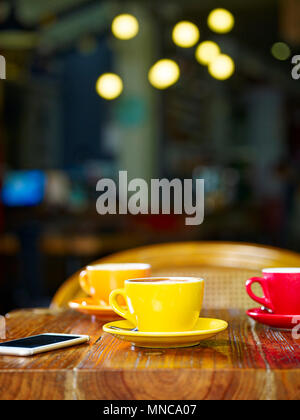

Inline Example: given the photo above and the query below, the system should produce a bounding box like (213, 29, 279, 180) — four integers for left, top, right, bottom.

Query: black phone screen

(0, 334, 81, 348)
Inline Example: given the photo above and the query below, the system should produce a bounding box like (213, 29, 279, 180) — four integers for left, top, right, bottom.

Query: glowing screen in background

(1, 170, 46, 207)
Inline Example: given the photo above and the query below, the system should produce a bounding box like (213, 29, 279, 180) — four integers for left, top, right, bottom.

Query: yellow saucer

(103, 318, 228, 348)
(68, 298, 122, 320)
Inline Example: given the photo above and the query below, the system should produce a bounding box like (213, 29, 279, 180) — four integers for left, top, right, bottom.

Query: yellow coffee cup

(79, 263, 151, 305)
(109, 277, 204, 332)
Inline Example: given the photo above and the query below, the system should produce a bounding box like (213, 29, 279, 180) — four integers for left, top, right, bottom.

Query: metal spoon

(109, 326, 138, 332)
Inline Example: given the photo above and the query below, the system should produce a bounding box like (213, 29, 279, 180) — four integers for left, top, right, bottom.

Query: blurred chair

(40, 232, 146, 257)
(40, 231, 147, 288)
(0, 234, 20, 255)
(50, 241, 300, 310)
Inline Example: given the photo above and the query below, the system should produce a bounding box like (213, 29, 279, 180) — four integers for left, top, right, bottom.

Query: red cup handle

(245, 277, 274, 311)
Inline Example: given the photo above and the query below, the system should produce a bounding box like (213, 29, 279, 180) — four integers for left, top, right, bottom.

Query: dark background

(0, 0, 299, 314)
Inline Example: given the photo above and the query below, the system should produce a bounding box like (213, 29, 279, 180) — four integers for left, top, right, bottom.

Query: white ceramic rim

(125, 276, 204, 284)
(263, 268, 300, 274)
(86, 263, 151, 271)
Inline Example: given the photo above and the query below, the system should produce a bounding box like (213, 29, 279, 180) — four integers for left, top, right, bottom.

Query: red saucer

(246, 307, 300, 329)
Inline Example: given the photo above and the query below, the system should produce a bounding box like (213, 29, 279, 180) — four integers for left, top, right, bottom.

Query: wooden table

(0, 308, 299, 400)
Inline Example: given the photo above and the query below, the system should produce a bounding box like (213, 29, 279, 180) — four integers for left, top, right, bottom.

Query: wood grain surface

(0, 308, 299, 400)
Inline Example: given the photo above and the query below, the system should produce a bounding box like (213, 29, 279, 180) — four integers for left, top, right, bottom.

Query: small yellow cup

(109, 277, 204, 332)
(79, 263, 151, 305)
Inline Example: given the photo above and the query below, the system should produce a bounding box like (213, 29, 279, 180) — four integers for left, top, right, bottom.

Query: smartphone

(0, 333, 90, 356)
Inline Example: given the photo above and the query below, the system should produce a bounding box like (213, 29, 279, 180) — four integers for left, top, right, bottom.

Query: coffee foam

(126, 277, 203, 284)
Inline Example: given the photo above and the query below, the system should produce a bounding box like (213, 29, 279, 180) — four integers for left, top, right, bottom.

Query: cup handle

(245, 277, 274, 311)
(109, 289, 135, 325)
(79, 270, 92, 296)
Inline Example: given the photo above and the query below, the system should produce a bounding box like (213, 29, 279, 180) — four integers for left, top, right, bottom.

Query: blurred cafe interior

(0, 0, 299, 314)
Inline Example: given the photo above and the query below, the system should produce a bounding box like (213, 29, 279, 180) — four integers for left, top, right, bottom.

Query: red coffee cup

(246, 268, 300, 314)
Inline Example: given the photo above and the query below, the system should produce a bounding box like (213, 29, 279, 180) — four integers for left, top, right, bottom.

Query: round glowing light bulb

(195, 41, 221, 65)
(207, 8, 234, 34)
(148, 59, 180, 89)
(172, 21, 200, 48)
(111, 14, 139, 40)
(271, 42, 291, 61)
(96, 73, 123, 100)
(208, 54, 235, 80)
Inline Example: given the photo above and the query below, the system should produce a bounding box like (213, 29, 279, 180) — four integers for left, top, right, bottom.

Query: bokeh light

(111, 14, 139, 40)
(195, 41, 221, 65)
(148, 59, 180, 89)
(271, 42, 291, 61)
(208, 54, 235, 80)
(207, 8, 234, 34)
(96, 73, 123, 100)
(172, 21, 200, 48)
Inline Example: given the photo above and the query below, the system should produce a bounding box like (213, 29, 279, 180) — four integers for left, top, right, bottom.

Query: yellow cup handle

(109, 289, 135, 325)
(79, 270, 92, 296)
